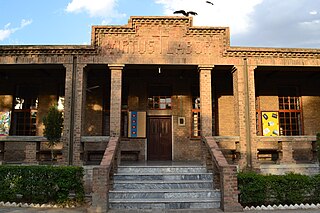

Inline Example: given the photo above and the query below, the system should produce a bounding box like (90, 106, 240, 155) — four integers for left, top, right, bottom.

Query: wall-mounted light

(158, 67, 161, 74)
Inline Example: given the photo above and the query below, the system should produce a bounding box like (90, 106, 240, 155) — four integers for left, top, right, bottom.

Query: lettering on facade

(100, 26, 220, 56)
(102, 38, 217, 56)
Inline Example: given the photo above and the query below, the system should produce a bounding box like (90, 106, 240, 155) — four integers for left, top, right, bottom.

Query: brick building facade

(0, 16, 320, 174)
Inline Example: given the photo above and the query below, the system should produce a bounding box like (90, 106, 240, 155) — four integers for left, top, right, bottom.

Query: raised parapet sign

(91, 16, 230, 64)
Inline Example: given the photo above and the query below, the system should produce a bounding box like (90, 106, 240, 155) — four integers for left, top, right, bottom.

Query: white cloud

(21, 19, 33, 28)
(309, 10, 318, 15)
(0, 19, 32, 41)
(299, 19, 320, 31)
(154, 0, 263, 35)
(0, 29, 11, 41)
(66, 0, 125, 19)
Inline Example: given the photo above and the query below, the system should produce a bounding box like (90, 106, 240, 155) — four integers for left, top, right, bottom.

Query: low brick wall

(260, 163, 320, 175)
(120, 139, 146, 161)
(0, 137, 64, 164)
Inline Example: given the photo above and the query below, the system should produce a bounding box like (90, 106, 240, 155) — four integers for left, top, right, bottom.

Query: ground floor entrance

(147, 116, 172, 161)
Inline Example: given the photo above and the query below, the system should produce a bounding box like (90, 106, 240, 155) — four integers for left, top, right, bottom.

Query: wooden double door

(147, 117, 172, 161)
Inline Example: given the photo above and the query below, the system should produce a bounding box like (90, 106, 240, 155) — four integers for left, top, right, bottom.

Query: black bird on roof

(206, 1, 214, 5)
(173, 10, 198, 17)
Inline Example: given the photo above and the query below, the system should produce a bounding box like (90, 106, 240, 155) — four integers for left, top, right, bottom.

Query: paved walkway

(108, 210, 320, 213)
(0, 207, 86, 213)
(1, 207, 320, 213)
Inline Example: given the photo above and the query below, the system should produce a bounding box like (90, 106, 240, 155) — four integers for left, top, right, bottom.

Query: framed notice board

(261, 111, 279, 136)
(128, 111, 146, 138)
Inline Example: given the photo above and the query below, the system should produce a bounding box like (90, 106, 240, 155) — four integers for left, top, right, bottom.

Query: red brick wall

(303, 96, 320, 135)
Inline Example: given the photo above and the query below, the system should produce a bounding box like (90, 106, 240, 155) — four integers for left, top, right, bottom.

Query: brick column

(233, 61, 258, 170)
(73, 63, 87, 165)
(109, 64, 124, 137)
(63, 60, 87, 166)
(198, 65, 214, 137)
(247, 64, 259, 169)
(62, 63, 73, 165)
(279, 141, 295, 163)
(24, 142, 37, 164)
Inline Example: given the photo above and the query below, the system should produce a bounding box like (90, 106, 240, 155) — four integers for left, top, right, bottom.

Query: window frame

(191, 96, 201, 138)
(278, 86, 303, 136)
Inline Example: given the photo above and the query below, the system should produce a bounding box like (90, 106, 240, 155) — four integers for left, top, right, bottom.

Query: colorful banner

(128, 111, 146, 138)
(130, 111, 138, 137)
(262, 111, 279, 136)
(0, 111, 11, 136)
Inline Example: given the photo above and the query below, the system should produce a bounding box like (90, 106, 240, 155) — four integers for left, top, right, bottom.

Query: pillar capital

(108, 64, 125, 70)
(198, 65, 214, 71)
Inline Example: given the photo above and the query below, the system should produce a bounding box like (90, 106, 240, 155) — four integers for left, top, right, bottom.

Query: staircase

(109, 163, 221, 210)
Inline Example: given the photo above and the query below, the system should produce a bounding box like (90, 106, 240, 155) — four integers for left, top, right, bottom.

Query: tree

(43, 105, 63, 161)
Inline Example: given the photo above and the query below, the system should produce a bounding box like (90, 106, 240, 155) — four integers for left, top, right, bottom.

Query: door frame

(146, 115, 173, 161)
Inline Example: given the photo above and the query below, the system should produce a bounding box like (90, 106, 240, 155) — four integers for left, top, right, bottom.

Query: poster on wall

(128, 111, 146, 138)
(0, 111, 11, 136)
(262, 111, 279, 136)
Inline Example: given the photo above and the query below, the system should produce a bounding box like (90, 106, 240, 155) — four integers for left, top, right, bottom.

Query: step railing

(89, 136, 121, 213)
(202, 136, 243, 212)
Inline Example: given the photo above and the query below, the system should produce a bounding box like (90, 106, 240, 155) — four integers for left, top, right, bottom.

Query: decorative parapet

(1, 16, 319, 60)
(92, 16, 229, 46)
(0, 45, 97, 56)
(92, 16, 230, 60)
(226, 47, 320, 59)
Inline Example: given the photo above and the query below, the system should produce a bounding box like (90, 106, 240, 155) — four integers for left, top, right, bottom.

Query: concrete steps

(109, 164, 220, 210)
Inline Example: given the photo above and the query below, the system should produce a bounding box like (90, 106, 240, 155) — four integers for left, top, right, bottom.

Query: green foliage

(238, 172, 319, 207)
(238, 172, 267, 206)
(310, 174, 320, 204)
(43, 105, 63, 147)
(0, 165, 84, 204)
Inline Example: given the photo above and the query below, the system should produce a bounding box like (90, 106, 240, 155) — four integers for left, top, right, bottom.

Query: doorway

(147, 117, 172, 160)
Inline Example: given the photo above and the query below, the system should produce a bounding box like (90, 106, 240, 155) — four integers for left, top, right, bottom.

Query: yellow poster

(262, 112, 279, 136)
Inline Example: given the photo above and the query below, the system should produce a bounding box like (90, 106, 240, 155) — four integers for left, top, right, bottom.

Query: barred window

(278, 87, 302, 136)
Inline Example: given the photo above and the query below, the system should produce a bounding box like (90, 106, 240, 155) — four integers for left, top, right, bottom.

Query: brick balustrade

(256, 136, 317, 164)
(88, 137, 120, 213)
(202, 136, 243, 212)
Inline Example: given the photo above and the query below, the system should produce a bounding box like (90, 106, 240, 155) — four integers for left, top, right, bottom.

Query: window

(147, 85, 172, 110)
(148, 96, 172, 109)
(278, 87, 302, 136)
(12, 86, 39, 136)
(192, 95, 201, 138)
(191, 84, 201, 138)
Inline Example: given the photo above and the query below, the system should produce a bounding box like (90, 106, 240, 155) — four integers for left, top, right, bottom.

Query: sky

(0, 0, 320, 48)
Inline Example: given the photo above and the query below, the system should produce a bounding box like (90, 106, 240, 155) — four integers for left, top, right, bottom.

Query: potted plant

(43, 104, 63, 162)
